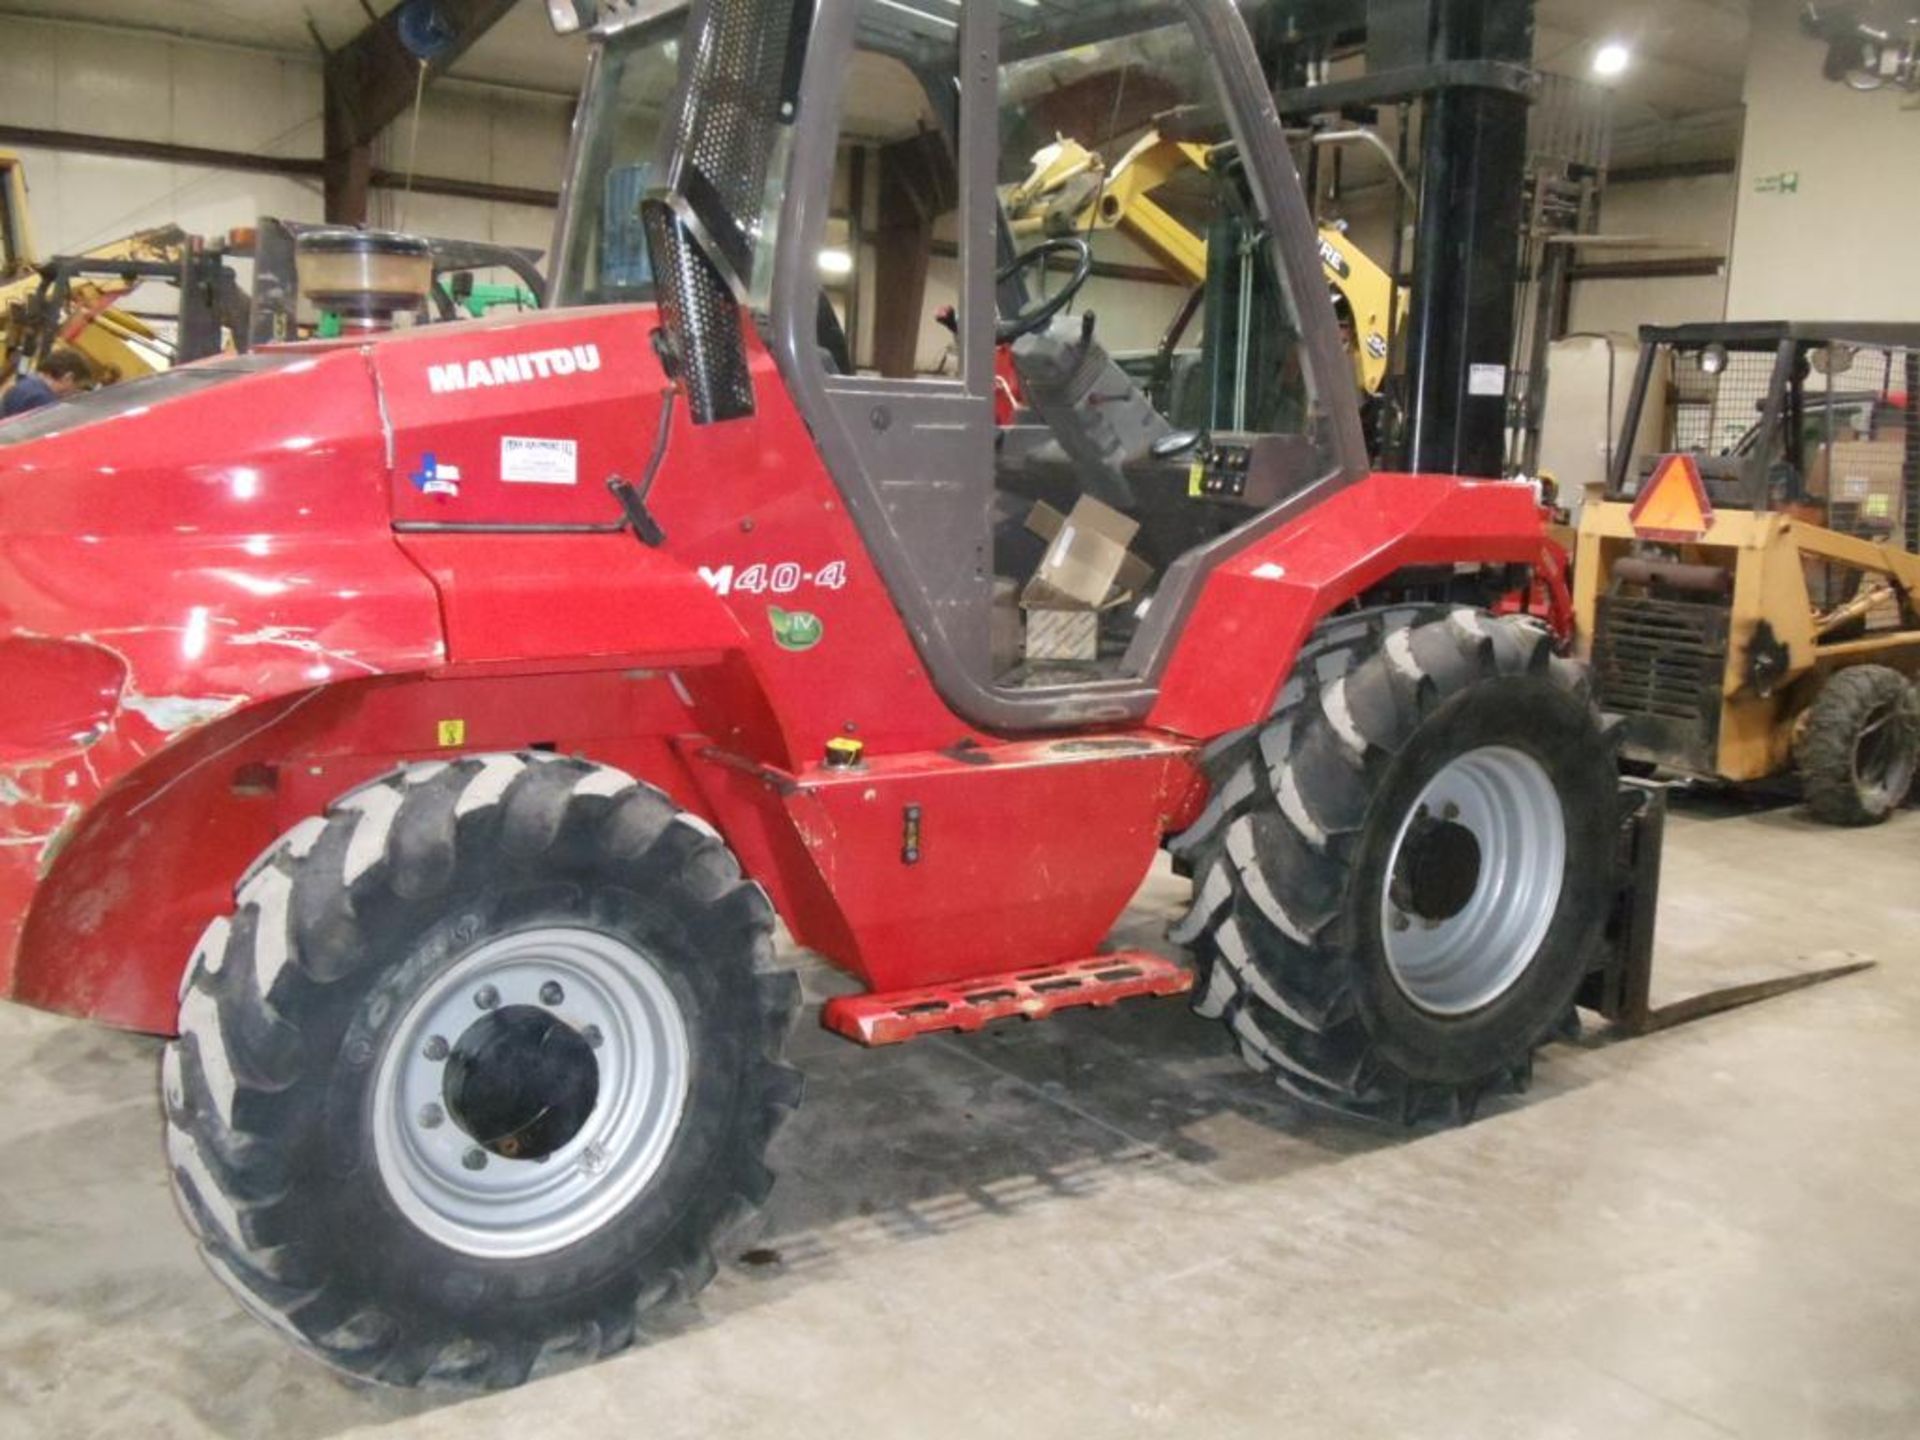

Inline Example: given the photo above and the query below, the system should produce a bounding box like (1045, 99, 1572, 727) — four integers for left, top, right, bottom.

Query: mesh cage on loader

(1803, 344, 1917, 547)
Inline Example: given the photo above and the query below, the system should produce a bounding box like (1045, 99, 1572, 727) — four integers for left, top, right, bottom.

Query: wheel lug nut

(418, 1103, 444, 1129)
(582, 1024, 604, 1049)
(1390, 911, 1411, 933)
(540, 981, 565, 1006)
(474, 984, 500, 1010)
(1442, 802, 1461, 821)
(462, 1147, 488, 1171)
(423, 1035, 449, 1062)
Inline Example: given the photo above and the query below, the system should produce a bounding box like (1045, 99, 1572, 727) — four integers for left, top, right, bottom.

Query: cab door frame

(768, 0, 1369, 735)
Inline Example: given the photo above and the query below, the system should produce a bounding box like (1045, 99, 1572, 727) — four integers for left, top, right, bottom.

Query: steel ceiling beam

(0, 125, 560, 214)
(321, 0, 521, 223)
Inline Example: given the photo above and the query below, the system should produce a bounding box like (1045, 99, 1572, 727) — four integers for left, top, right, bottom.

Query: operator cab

(798, 4, 1327, 686)
(552, 0, 1363, 731)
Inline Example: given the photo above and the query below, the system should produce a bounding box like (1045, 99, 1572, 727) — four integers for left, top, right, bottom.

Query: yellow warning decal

(1629, 454, 1715, 542)
(437, 719, 467, 748)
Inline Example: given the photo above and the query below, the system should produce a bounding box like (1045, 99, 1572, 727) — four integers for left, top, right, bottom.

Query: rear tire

(1170, 608, 1617, 1124)
(162, 754, 802, 1389)
(1794, 665, 1920, 826)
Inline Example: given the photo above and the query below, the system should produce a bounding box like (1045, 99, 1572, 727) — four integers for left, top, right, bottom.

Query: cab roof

(1641, 321, 1920, 350)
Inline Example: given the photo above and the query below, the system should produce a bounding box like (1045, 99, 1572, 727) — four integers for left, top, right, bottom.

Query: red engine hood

(0, 339, 450, 994)
(0, 306, 688, 1025)
(0, 305, 674, 815)
(367, 304, 669, 529)
(0, 344, 444, 709)
(0, 304, 668, 701)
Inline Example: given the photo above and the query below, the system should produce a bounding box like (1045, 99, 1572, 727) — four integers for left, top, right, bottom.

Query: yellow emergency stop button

(825, 736, 865, 769)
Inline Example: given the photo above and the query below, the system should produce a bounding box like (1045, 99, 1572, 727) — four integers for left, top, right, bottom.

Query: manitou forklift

(0, 0, 1650, 1390)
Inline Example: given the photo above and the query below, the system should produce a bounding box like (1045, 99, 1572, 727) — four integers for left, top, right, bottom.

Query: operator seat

(1008, 311, 1171, 511)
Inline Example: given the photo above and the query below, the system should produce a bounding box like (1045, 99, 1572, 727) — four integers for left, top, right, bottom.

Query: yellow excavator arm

(1, 151, 35, 277)
(1008, 133, 1213, 288)
(1005, 132, 1405, 395)
(1, 151, 174, 385)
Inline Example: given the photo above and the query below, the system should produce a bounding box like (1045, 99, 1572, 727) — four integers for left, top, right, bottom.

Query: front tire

(1794, 665, 1920, 826)
(163, 754, 801, 1389)
(1171, 608, 1617, 1124)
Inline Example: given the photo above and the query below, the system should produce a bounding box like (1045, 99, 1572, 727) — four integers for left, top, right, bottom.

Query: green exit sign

(1754, 171, 1801, 195)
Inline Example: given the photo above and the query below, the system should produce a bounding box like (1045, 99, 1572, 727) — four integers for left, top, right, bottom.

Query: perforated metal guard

(666, 0, 800, 249)
(643, 0, 807, 425)
(643, 204, 756, 424)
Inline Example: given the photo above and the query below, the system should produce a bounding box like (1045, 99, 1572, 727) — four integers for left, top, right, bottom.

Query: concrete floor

(3, 793, 1917, 1439)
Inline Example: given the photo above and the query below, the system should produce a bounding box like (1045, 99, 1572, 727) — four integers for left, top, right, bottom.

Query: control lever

(608, 475, 666, 548)
(610, 378, 678, 549)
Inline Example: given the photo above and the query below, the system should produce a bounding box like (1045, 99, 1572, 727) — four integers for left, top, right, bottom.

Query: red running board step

(822, 951, 1194, 1047)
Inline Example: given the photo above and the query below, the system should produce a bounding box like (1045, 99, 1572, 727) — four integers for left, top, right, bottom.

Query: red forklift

(0, 0, 1648, 1390)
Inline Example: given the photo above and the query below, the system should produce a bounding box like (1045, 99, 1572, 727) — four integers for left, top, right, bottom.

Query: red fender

(3, 668, 728, 1033)
(1150, 474, 1549, 737)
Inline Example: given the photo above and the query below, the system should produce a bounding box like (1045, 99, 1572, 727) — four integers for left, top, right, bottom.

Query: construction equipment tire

(1170, 607, 1617, 1124)
(163, 754, 802, 1389)
(1795, 665, 1920, 826)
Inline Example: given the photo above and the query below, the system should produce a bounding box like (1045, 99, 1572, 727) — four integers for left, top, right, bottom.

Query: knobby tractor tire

(162, 754, 802, 1389)
(1170, 607, 1619, 1125)
(1794, 665, 1920, 827)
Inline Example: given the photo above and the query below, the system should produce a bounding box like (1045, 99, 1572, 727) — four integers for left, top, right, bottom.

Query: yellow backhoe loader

(1004, 129, 1405, 395)
(1, 150, 181, 387)
(1577, 322, 1920, 825)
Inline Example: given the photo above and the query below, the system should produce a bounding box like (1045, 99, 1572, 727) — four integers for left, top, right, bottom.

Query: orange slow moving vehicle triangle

(1630, 454, 1715, 542)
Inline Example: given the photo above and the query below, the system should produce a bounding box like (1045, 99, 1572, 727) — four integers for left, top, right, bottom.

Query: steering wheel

(996, 237, 1094, 344)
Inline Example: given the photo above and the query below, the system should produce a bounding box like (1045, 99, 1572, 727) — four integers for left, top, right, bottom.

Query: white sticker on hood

(501, 436, 579, 485)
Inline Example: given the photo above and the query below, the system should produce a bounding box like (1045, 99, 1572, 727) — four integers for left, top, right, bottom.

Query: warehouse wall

(0, 15, 566, 267)
(365, 85, 570, 255)
(1566, 172, 1736, 336)
(1316, 166, 1736, 344)
(0, 17, 322, 255)
(1725, 0, 1920, 321)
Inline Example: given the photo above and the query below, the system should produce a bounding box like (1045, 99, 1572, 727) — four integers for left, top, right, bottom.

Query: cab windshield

(550, 13, 690, 308)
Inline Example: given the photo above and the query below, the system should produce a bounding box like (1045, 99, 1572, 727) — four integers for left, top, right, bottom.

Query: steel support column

(1402, 0, 1534, 478)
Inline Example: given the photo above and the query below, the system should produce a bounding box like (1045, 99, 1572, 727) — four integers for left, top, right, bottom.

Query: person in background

(1, 350, 94, 419)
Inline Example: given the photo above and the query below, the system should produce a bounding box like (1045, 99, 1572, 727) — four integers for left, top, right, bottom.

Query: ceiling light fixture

(1593, 41, 1633, 78)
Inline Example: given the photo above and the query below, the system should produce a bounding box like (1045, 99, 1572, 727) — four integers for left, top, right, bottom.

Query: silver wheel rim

(371, 927, 690, 1259)
(1851, 696, 1917, 811)
(1380, 746, 1567, 1017)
